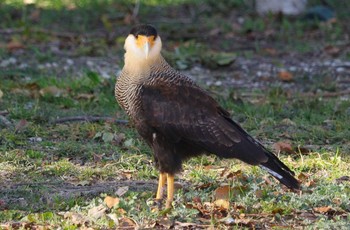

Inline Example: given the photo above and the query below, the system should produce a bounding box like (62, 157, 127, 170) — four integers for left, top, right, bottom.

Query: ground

(0, 0, 350, 229)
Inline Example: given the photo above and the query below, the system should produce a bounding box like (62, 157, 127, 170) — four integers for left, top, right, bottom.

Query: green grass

(1, 0, 350, 228)
(1, 69, 349, 228)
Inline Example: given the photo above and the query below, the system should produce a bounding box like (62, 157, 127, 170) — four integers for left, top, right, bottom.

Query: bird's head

(124, 24, 162, 62)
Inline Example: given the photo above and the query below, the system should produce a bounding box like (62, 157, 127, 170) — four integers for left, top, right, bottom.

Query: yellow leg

(165, 174, 174, 209)
(156, 172, 167, 200)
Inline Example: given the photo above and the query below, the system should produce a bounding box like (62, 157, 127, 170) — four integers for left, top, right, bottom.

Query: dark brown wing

(139, 76, 269, 165)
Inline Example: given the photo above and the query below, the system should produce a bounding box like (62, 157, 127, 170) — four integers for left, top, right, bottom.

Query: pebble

(29, 137, 43, 142)
(0, 57, 17, 67)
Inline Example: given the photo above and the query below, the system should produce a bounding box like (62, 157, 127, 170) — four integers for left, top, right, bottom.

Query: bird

(115, 24, 300, 209)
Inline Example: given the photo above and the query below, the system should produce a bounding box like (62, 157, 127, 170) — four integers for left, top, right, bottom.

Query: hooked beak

(136, 35, 155, 59)
(144, 41, 150, 59)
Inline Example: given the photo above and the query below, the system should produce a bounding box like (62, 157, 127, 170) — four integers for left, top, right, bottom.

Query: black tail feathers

(260, 151, 300, 190)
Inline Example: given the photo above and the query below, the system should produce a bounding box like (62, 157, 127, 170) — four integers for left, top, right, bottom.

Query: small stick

(52, 116, 128, 125)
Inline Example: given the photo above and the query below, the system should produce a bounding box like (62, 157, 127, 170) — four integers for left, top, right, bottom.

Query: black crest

(130, 24, 158, 38)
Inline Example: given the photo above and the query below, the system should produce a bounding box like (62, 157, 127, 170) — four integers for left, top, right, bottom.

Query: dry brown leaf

(174, 221, 199, 228)
(314, 206, 332, 213)
(278, 71, 293, 82)
(0, 89, 3, 99)
(76, 93, 95, 100)
(69, 213, 88, 225)
(15, 119, 28, 133)
(119, 217, 138, 229)
(273, 141, 295, 154)
(231, 185, 249, 196)
(104, 196, 120, 209)
(271, 207, 284, 214)
(213, 199, 230, 210)
(297, 172, 310, 181)
(264, 48, 278, 55)
(296, 145, 312, 154)
(121, 170, 134, 180)
(117, 208, 126, 215)
(11, 88, 32, 97)
(7, 40, 25, 51)
(214, 185, 230, 200)
(88, 204, 106, 219)
(255, 190, 264, 198)
(336, 176, 350, 183)
(324, 45, 340, 56)
(92, 153, 103, 162)
(332, 198, 342, 205)
(40, 86, 67, 97)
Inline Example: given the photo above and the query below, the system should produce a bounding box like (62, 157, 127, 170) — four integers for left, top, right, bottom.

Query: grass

(1, 70, 349, 228)
(1, 0, 350, 228)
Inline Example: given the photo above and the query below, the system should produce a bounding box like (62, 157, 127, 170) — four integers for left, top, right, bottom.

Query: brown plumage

(115, 25, 300, 209)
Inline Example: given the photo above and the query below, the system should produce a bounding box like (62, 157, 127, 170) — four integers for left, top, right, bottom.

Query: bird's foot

(165, 199, 173, 210)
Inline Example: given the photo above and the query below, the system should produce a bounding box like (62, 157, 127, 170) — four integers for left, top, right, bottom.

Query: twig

(132, 0, 140, 20)
(295, 90, 350, 99)
(52, 116, 128, 125)
(0, 27, 105, 39)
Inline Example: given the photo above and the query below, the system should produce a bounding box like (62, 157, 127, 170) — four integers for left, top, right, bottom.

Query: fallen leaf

(102, 132, 114, 143)
(273, 141, 295, 154)
(114, 133, 126, 145)
(88, 204, 106, 219)
(11, 88, 32, 97)
(255, 190, 264, 198)
(76, 93, 95, 100)
(271, 207, 284, 214)
(324, 45, 340, 56)
(7, 40, 25, 51)
(73, 180, 90, 186)
(336, 176, 350, 183)
(305, 180, 316, 187)
(124, 138, 135, 147)
(314, 206, 332, 213)
(93, 153, 103, 162)
(297, 172, 310, 181)
(264, 48, 278, 55)
(104, 196, 120, 209)
(120, 170, 134, 180)
(115, 186, 129, 197)
(280, 118, 296, 126)
(64, 212, 88, 225)
(214, 185, 230, 200)
(278, 71, 293, 82)
(219, 214, 235, 225)
(211, 52, 236, 66)
(106, 213, 119, 225)
(119, 217, 138, 229)
(117, 208, 126, 215)
(332, 198, 342, 205)
(0, 89, 3, 99)
(15, 119, 28, 133)
(39, 86, 66, 97)
(296, 145, 312, 154)
(213, 199, 230, 210)
(209, 28, 222, 36)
